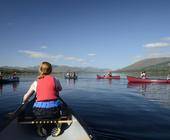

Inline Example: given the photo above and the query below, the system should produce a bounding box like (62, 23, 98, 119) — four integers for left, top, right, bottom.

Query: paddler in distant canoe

(103, 71, 112, 77)
(0, 72, 3, 79)
(140, 71, 147, 79)
(72, 72, 77, 78)
(12, 72, 17, 79)
(107, 71, 112, 77)
(167, 74, 170, 80)
(22, 61, 62, 136)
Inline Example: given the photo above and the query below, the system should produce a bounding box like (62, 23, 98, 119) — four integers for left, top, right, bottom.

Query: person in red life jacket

(23, 62, 62, 119)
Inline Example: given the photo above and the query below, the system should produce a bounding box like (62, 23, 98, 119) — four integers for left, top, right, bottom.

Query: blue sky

(1, 0, 170, 69)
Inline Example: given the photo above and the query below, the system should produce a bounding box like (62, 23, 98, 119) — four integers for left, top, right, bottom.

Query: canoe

(0, 77, 19, 84)
(96, 75, 120, 79)
(127, 76, 170, 83)
(64, 75, 78, 80)
(0, 98, 92, 140)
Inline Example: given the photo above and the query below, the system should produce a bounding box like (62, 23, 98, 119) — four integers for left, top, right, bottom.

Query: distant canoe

(0, 77, 19, 84)
(96, 75, 120, 79)
(127, 76, 170, 83)
(64, 75, 78, 80)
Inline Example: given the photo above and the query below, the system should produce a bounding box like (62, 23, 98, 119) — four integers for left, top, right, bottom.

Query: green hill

(116, 57, 170, 75)
(143, 61, 170, 75)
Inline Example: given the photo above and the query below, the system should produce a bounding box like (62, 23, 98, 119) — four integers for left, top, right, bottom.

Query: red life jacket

(36, 75, 58, 102)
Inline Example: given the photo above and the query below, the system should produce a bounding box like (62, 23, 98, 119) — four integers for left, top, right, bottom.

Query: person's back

(22, 62, 63, 136)
(23, 62, 62, 119)
(36, 75, 58, 102)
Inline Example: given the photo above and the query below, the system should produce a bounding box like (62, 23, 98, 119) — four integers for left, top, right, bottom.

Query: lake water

(0, 73, 170, 140)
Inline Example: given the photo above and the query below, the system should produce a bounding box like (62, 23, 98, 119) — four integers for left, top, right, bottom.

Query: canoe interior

(0, 98, 92, 140)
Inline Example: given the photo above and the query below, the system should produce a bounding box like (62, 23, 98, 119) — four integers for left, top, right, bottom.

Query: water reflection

(108, 79, 112, 85)
(0, 84, 2, 94)
(0, 82, 19, 94)
(65, 79, 77, 87)
(127, 83, 149, 93)
(127, 83, 170, 108)
(96, 79, 114, 85)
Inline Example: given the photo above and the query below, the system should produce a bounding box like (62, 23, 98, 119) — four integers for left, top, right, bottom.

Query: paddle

(7, 102, 26, 119)
(58, 96, 67, 107)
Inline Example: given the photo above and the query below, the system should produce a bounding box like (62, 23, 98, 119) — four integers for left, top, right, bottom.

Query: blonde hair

(38, 62, 52, 79)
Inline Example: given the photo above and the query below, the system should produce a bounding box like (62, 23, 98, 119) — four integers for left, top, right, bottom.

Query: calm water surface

(0, 73, 170, 140)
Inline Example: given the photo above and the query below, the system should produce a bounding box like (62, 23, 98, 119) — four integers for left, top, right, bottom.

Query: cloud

(18, 50, 62, 60)
(133, 37, 170, 64)
(134, 53, 170, 61)
(144, 42, 170, 48)
(146, 52, 170, 58)
(18, 50, 87, 64)
(41, 45, 47, 49)
(19, 50, 47, 58)
(88, 53, 96, 56)
(64, 56, 85, 63)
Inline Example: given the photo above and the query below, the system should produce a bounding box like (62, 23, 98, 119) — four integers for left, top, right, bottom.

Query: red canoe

(127, 76, 170, 83)
(97, 75, 120, 79)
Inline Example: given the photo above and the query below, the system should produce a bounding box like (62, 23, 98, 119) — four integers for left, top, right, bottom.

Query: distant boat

(0, 77, 19, 84)
(96, 75, 120, 79)
(127, 76, 170, 83)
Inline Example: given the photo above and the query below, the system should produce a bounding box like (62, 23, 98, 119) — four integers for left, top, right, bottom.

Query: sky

(1, 0, 170, 69)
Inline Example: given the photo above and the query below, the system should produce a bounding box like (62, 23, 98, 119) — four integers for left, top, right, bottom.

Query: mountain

(116, 57, 170, 74)
(0, 65, 106, 74)
(53, 65, 105, 73)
